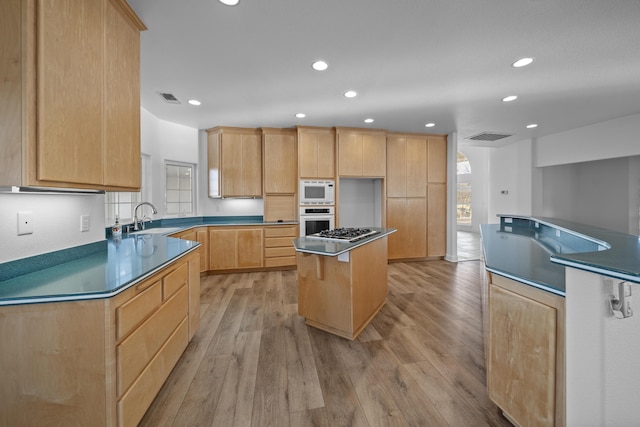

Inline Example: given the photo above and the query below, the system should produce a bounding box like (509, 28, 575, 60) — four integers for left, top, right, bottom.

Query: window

(457, 152, 472, 226)
(166, 162, 195, 215)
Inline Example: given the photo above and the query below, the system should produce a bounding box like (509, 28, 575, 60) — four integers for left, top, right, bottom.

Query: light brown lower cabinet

(0, 250, 200, 427)
(171, 227, 209, 272)
(264, 225, 297, 267)
(209, 226, 264, 271)
(487, 273, 565, 427)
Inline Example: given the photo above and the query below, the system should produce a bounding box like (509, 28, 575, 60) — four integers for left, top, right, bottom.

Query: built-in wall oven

(299, 206, 335, 237)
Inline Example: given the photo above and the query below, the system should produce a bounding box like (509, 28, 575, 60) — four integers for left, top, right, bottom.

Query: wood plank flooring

(140, 260, 512, 427)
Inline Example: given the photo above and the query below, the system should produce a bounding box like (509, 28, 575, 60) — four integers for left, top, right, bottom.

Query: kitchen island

(293, 227, 396, 340)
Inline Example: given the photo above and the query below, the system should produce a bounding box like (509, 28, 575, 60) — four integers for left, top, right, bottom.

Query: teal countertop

(293, 227, 396, 256)
(0, 234, 198, 306)
(481, 215, 640, 297)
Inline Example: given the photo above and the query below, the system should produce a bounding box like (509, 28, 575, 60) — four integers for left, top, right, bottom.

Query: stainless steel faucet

(133, 202, 158, 231)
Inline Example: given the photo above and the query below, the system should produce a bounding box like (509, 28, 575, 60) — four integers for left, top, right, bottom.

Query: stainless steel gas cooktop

(306, 228, 378, 243)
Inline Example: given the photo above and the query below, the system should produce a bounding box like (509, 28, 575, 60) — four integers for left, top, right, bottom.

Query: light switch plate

(18, 211, 33, 235)
(80, 215, 90, 232)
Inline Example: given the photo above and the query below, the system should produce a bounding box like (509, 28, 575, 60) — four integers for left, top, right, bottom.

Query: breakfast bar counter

(293, 227, 396, 340)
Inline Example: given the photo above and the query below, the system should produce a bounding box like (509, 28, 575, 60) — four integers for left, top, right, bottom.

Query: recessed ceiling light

(364, 118, 374, 123)
(526, 123, 538, 129)
(295, 113, 306, 118)
(312, 60, 328, 71)
(187, 99, 201, 106)
(502, 95, 518, 102)
(512, 57, 534, 68)
(425, 123, 435, 128)
(344, 90, 357, 98)
(219, 0, 239, 6)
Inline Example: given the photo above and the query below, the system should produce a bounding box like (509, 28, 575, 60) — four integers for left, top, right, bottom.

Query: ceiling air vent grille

(465, 132, 513, 142)
(157, 92, 181, 104)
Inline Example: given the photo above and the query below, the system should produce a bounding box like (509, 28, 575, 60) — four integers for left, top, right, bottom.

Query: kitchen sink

(128, 227, 182, 235)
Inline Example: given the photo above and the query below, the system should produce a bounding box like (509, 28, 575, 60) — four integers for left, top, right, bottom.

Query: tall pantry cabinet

(386, 133, 447, 260)
(0, 0, 146, 190)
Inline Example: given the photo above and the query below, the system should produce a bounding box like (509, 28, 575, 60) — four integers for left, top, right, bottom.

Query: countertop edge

(293, 228, 397, 256)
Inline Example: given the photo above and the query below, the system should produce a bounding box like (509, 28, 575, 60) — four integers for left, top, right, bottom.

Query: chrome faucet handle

(141, 216, 152, 230)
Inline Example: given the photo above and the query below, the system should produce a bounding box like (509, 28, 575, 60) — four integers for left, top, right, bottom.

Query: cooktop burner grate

(306, 228, 378, 243)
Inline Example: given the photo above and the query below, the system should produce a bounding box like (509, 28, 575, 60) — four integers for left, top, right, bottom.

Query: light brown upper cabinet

(336, 128, 386, 177)
(206, 127, 263, 198)
(262, 128, 297, 194)
(428, 136, 447, 183)
(0, 0, 145, 191)
(386, 136, 427, 198)
(297, 126, 335, 179)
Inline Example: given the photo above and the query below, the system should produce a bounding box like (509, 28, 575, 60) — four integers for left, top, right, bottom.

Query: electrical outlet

(18, 211, 33, 235)
(80, 215, 90, 232)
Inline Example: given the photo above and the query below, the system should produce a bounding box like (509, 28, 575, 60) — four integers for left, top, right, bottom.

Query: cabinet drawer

(265, 256, 297, 268)
(265, 247, 296, 258)
(117, 286, 188, 397)
(163, 262, 188, 300)
(264, 226, 297, 238)
(116, 280, 162, 341)
(264, 237, 295, 248)
(117, 317, 189, 427)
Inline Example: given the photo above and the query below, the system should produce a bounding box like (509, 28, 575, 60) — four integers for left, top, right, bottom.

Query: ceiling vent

(157, 92, 181, 104)
(465, 132, 513, 142)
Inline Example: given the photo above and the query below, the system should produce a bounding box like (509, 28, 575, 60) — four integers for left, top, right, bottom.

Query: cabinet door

(196, 228, 209, 272)
(242, 134, 263, 196)
(386, 198, 407, 259)
(37, 0, 104, 185)
(316, 133, 335, 178)
(362, 134, 386, 177)
(338, 133, 362, 176)
(264, 133, 296, 194)
(406, 138, 427, 197)
(427, 137, 447, 183)
(103, 1, 141, 189)
(386, 137, 407, 198)
(488, 284, 556, 427)
(209, 229, 237, 270)
(221, 134, 243, 196)
(237, 228, 263, 268)
(387, 198, 426, 259)
(427, 183, 446, 257)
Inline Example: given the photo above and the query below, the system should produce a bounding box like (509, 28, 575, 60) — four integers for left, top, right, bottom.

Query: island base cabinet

(297, 236, 388, 340)
(487, 273, 565, 427)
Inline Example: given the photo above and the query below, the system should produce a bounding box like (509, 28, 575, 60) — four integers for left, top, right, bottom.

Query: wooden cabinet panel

(337, 129, 386, 177)
(116, 286, 188, 397)
(427, 136, 447, 183)
(0, 0, 145, 190)
(387, 198, 426, 259)
(195, 228, 209, 272)
(298, 127, 335, 179)
(210, 128, 263, 197)
(263, 130, 296, 194)
(188, 255, 200, 340)
(163, 262, 188, 300)
(427, 183, 446, 257)
(488, 283, 557, 427)
(264, 195, 296, 222)
(116, 279, 162, 341)
(237, 228, 264, 268)
(406, 138, 427, 197)
(36, 0, 104, 185)
(362, 134, 386, 177)
(104, 1, 141, 188)
(209, 229, 237, 270)
(117, 317, 189, 427)
(386, 137, 407, 197)
(264, 225, 297, 238)
(263, 225, 297, 268)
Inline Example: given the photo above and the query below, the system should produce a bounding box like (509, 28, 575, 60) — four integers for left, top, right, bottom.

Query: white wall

(0, 193, 105, 263)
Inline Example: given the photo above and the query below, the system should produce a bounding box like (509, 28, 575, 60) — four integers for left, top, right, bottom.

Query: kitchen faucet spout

(133, 202, 158, 231)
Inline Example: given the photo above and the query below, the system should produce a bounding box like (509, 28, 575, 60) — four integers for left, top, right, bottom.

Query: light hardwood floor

(140, 260, 512, 427)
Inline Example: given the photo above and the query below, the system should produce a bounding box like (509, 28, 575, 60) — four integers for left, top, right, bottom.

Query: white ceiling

(127, 0, 640, 147)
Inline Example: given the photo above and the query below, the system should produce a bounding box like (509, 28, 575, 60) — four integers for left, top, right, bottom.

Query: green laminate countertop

(0, 234, 198, 306)
(293, 227, 396, 256)
(481, 215, 640, 297)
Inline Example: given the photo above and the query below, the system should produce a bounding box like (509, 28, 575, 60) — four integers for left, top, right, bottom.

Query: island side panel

(297, 252, 353, 337)
(350, 236, 388, 337)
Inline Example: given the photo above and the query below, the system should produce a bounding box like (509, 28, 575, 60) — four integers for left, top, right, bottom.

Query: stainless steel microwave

(299, 180, 335, 205)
